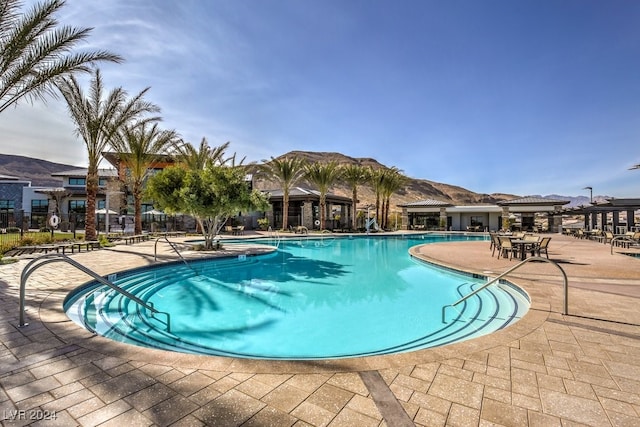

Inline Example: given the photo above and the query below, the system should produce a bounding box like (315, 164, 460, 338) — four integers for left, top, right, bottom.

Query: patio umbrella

(95, 208, 118, 215)
(143, 209, 165, 215)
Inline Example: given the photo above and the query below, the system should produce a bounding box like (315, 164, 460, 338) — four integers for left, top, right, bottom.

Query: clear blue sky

(1, 0, 640, 198)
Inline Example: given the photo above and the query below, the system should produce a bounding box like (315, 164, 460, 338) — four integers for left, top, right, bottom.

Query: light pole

(583, 186, 593, 204)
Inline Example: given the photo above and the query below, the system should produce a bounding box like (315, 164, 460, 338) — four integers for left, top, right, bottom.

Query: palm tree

(340, 164, 370, 230)
(58, 68, 160, 241)
(304, 161, 342, 230)
(109, 122, 179, 234)
(369, 167, 385, 226)
(0, 0, 122, 114)
(172, 138, 231, 170)
(380, 167, 406, 229)
(259, 156, 307, 230)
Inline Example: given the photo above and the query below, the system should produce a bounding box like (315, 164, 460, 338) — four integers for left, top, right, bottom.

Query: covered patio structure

(561, 198, 640, 234)
(263, 187, 353, 231)
(399, 196, 569, 232)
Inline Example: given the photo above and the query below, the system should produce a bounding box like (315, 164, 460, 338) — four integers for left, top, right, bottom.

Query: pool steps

(69, 268, 529, 359)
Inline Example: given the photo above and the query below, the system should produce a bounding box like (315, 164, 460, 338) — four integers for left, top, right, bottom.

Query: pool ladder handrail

(19, 253, 171, 332)
(610, 235, 639, 255)
(441, 256, 568, 323)
(154, 235, 193, 272)
(267, 226, 281, 248)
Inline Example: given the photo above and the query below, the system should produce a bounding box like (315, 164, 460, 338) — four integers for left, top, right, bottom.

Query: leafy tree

(259, 156, 307, 230)
(304, 161, 342, 230)
(109, 122, 179, 234)
(58, 68, 160, 240)
(146, 163, 269, 249)
(340, 164, 370, 230)
(0, 0, 122, 113)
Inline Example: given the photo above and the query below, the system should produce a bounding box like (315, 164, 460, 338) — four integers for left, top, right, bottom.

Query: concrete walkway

(1, 233, 639, 426)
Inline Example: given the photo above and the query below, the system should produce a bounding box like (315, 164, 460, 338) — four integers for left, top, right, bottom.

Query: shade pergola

(560, 198, 640, 232)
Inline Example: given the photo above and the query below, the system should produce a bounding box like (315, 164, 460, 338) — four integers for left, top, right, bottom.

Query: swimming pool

(64, 234, 530, 360)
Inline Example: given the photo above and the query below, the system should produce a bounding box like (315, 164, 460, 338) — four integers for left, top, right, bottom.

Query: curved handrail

(441, 256, 569, 323)
(610, 235, 637, 255)
(154, 236, 192, 272)
(19, 253, 170, 332)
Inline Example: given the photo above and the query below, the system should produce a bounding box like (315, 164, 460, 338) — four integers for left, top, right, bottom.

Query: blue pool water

(64, 234, 530, 359)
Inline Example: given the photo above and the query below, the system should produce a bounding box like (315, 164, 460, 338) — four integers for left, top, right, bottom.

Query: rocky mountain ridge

(2, 152, 606, 208)
(253, 151, 517, 207)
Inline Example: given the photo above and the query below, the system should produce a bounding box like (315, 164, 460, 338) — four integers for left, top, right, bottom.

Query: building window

(470, 216, 484, 226)
(0, 199, 15, 210)
(98, 177, 108, 187)
(31, 199, 48, 213)
(69, 200, 86, 212)
(68, 177, 86, 186)
(30, 199, 48, 229)
(0, 199, 15, 228)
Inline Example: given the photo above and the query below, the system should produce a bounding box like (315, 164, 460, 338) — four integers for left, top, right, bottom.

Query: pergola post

(302, 201, 313, 230)
(439, 207, 448, 231)
(501, 206, 510, 231)
(401, 208, 409, 230)
(613, 211, 620, 232)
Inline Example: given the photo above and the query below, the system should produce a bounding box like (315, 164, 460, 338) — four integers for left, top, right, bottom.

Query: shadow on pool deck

(1, 232, 640, 426)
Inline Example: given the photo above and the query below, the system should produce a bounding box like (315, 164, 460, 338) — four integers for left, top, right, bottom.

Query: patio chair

(498, 236, 518, 260)
(535, 237, 551, 258)
(602, 231, 614, 245)
(491, 233, 502, 257)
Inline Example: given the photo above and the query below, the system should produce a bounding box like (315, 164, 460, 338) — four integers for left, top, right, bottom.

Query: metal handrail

(320, 229, 335, 244)
(19, 253, 170, 332)
(441, 256, 569, 323)
(154, 236, 192, 272)
(610, 235, 638, 255)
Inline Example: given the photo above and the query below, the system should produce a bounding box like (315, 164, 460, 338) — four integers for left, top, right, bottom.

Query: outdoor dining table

(509, 238, 538, 261)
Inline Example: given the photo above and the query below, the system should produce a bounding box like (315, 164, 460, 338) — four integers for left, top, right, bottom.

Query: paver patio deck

(1, 232, 639, 426)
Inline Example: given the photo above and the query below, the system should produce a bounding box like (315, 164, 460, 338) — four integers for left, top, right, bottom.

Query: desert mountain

(1, 151, 518, 207)
(0, 154, 69, 187)
(252, 151, 517, 207)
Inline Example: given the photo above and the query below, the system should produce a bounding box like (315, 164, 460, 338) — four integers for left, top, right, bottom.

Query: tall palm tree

(109, 122, 179, 234)
(0, 0, 122, 114)
(380, 167, 406, 229)
(259, 156, 307, 230)
(58, 68, 160, 240)
(369, 167, 385, 226)
(304, 161, 342, 230)
(340, 164, 370, 230)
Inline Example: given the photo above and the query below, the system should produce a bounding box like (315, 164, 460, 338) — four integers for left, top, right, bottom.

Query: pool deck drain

(1, 232, 640, 426)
